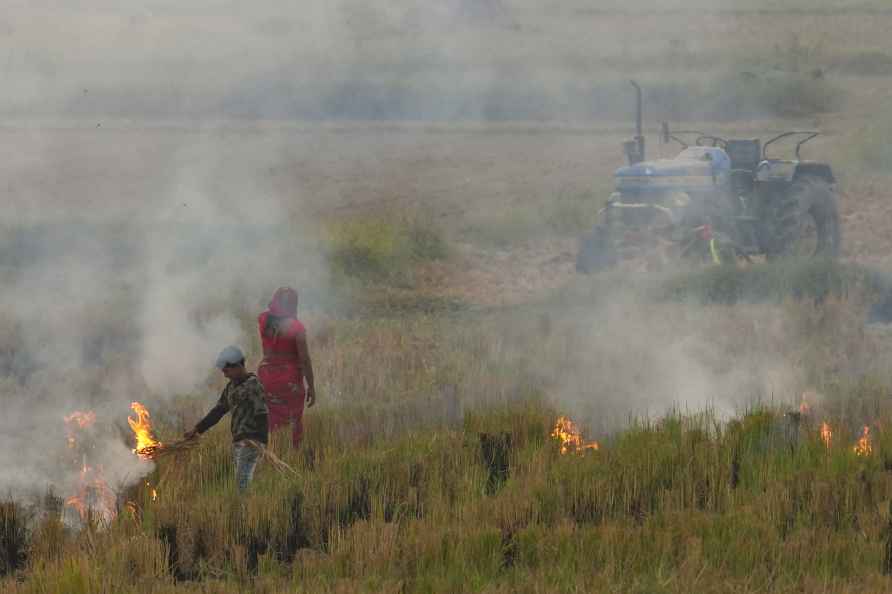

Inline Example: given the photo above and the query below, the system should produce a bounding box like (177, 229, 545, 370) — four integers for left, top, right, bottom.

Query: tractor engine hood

(614, 147, 731, 192)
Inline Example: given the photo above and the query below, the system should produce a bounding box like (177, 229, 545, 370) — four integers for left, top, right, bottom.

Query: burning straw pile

(551, 415, 600, 455)
(128, 402, 199, 461)
(59, 400, 298, 524)
(128, 402, 295, 475)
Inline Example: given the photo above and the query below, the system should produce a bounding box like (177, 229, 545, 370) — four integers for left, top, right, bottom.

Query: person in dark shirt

(184, 345, 269, 491)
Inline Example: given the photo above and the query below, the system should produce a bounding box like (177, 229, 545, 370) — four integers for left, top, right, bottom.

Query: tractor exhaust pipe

(624, 80, 645, 165)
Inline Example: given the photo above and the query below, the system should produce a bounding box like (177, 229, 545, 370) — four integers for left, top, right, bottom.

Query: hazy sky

(1, 0, 884, 119)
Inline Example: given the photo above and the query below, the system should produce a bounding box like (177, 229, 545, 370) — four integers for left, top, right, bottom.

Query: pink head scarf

(268, 287, 298, 317)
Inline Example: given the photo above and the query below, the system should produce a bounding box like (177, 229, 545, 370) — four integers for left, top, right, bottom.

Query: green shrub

(543, 190, 604, 236)
(326, 214, 448, 284)
(462, 209, 540, 247)
(656, 259, 878, 306)
(405, 217, 449, 261)
(463, 188, 608, 247)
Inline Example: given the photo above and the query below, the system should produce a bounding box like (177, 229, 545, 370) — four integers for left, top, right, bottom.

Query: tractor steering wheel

(695, 135, 727, 149)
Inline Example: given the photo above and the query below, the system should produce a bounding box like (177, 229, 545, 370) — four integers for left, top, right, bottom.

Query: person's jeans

(233, 440, 262, 491)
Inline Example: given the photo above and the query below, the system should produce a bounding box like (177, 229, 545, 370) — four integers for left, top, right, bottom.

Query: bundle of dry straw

(135, 437, 200, 461)
(137, 437, 296, 476)
(244, 439, 298, 476)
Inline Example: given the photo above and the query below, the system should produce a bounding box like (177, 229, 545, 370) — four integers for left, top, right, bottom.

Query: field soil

(2, 119, 889, 305)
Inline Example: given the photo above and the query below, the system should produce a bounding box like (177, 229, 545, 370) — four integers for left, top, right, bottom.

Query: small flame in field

(63, 410, 116, 523)
(64, 458, 116, 523)
(128, 402, 161, 458)
(820, 422, 832, 448)
(64, 410, 96, 449)
(799, 389, 819, 416)
(551, 416, 599, 455)
(64, 410, 96, 429)
(125, 481, 159, 526)
(146, 481, 158, 502)
(854, 426, 872, 456)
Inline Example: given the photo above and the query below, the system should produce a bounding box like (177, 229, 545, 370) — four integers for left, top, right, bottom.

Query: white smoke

(531, 293, 818, 436)
(0, 0, 867, 505)
(0, 126, 325, 504)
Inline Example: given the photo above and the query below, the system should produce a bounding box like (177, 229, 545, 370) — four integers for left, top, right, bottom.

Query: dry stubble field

(5, 2, 892, 593)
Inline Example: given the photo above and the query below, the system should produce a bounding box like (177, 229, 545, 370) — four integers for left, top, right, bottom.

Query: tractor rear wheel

(766, 176, 840, 259)
(576, 225, 617, 273)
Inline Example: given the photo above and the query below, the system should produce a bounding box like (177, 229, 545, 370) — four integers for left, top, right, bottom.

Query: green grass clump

(656, 259, 880, 305)
(463, 187, 609, 247)
(8, 402, 892, 593)
(326, 214, 448, 285)
(7, 268, 892, 592)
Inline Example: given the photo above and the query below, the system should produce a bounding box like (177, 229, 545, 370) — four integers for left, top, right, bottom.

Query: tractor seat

(725, 139, 762, 173)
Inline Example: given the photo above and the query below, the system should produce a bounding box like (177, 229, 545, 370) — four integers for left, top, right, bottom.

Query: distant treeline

(8, 70, 844, 123)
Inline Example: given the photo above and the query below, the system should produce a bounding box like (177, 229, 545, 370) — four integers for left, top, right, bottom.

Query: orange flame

(128, 402, 161, 459)
(62, 411, 116, 523)
(854, 426, 872, 457)
(125, 482, 159, 526)
(64, 457, 116, 523)
(146, 481, 158, 502)
(551, 416, 599, 455)
(64, 411, 96, 449)
(820, 422, 832, 448)
(799, 389, 819, 415)
(64, 411, 96, 428)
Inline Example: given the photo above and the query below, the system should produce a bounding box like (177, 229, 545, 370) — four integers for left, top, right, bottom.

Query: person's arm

(295, 329, 316, 407)
(184, 392, 230, 439)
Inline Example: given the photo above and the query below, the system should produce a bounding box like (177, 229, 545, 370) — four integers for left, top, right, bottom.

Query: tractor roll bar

(762, 131, 820, 160)
(631, 81, 645, 161)
(659, 123, 727, 150)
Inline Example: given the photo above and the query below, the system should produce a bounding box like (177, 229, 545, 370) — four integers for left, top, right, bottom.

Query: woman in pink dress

(257, 287, 316, 448)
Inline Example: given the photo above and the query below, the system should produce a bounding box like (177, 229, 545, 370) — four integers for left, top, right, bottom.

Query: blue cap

(215, 345, 245, 369)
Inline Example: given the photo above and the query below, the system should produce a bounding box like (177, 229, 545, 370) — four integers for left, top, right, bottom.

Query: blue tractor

(576, 82, 841, 273)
